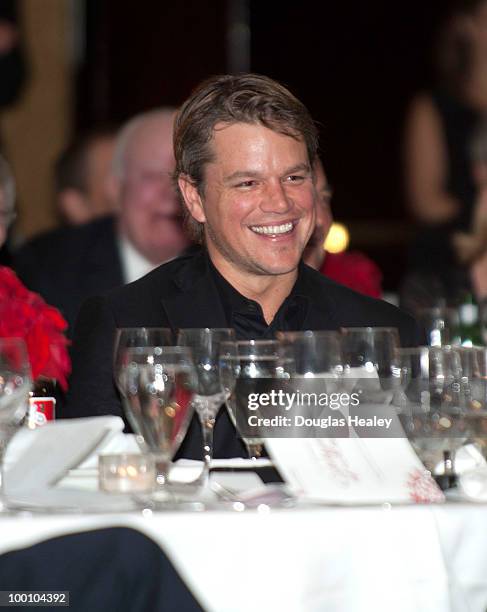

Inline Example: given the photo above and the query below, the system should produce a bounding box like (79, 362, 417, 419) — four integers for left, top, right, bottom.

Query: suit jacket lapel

(300, 264, 342, 331)
(161, 251, 228, 330)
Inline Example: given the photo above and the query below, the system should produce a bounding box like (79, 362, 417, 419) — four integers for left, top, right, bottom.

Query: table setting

(2, 327, 487, 611)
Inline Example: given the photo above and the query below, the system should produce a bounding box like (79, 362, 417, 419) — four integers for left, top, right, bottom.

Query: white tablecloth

(0, 502, 486, 612)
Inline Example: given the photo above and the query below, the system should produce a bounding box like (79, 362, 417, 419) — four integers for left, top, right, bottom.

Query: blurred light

(324, 222, 349, 254)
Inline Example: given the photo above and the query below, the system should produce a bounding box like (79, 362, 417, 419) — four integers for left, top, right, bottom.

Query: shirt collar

(206, 253, 309, 335)
(117, 235, 158, 284)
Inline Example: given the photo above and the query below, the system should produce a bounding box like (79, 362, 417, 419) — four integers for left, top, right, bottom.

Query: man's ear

(178, 175, 206, 223)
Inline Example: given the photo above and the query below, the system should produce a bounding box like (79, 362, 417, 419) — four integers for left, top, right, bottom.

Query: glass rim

(276, 330, 340, 339)
(340, 326, 399, 334)
(177, 327, 234, 333)
(115, 326, 172, 332)
(397, 345, 460, 355)
(122, 345, 191, 354)
(235, 340, 280, 346)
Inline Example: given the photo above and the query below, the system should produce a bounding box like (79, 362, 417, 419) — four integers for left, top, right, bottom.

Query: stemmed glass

(276, 330, 342, 377)
(220, 340, 293, 459)
(177, 328, 235, 484)
(418, 307, 461, 347)
(0, 338, 31, 511)
(276, 331, 344, 432)
(113, 328, 172, 400)
(340, 327, 402, 403)
(452, 346, 487, 453)
(118, 346, 197, 497)
(395, 346, 469, 484)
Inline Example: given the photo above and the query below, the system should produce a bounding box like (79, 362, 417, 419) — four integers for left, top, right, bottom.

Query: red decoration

(320, 251, 383, 299)
(406, 468, 445, 503)
(0, 267, 71, 390)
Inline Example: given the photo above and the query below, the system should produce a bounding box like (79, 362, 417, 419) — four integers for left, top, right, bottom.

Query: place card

(265, 436, 444, 504)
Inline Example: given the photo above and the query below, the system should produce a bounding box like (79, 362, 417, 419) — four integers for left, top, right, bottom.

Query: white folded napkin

(458, 466, 487, 501)
(451, 444, 487, 501)
(4, 416, 124, 494)
(5, 486, 138, 513)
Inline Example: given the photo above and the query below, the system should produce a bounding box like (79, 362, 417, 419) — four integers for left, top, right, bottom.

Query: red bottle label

(28, 396, 56, 427)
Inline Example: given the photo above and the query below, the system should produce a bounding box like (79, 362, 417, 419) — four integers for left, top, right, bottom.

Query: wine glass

(276, 331, 346, 434)
(0, 338, 31, 511)
(220, 340, 293, 459)
(340, 327, 402, 402)
(276, 330, 342, 377)
(119, 346, 197, 495)
(113, 327, 172, 410)
(453, 346, 487, 455)
(177, 328, 235, 484)
(395, 346, 469, 484)
(418, 307, 461, 347)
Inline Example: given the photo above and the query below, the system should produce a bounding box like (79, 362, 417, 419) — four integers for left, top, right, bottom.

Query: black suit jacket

(14, 216, 123, 335)
(64, 251, 420, 460)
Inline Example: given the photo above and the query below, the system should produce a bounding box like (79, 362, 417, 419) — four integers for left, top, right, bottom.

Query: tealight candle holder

(98, 453, 155, 493)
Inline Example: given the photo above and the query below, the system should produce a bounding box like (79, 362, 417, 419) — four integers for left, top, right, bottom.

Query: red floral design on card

(318, 440, 360, 486)
(407, 468, 445, 503)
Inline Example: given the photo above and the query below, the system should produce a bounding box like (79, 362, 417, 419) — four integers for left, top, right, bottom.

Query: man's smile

(249, 221, 295, 236)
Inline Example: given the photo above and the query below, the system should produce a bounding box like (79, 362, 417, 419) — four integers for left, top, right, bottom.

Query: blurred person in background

(404, 0, 487, 296)
(0, 152, 16, 251)
(54, 128, 117, 226)
(303, 158, 383, 298)
(401, 115, 487, 313)
(0, 0, 25, 127)
(14, 108, 190, 334)
(452, 118, 487, 300)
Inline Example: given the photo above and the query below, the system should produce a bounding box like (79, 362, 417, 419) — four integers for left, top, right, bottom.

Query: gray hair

(0, 155, 16, 224)
(111, 107, 177, 179)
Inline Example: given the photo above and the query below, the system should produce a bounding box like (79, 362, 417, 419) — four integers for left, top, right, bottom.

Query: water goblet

(220, 340, 293, 459)
(418, 307, 461, 347)
(177, 328, 235, 484)
(453, 346, 487, 455)
(0, 338, 31, 511)
(340, 326, 402, 402)
(276, 330, 345, 434)
(395, 346, 469, 485)
(119, 346, 197, 497)
(113, 327, 172, 397)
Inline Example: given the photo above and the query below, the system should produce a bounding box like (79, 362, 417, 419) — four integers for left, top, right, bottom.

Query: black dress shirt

(208, 256, 309, 339)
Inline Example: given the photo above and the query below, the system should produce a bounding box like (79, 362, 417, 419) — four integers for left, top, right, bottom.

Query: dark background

(75, 0, 453, 290)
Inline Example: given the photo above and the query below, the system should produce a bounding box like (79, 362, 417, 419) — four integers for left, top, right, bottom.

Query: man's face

(118, 115, 189, 264)
(303, 160, 332, 268)
(187, 122, 315, 280)
(0, 190, 8, 248)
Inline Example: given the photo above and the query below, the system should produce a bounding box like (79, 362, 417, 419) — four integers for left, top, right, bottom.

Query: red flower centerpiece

(0, 267, 71, 391)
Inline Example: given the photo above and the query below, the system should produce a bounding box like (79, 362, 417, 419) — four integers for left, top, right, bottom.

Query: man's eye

(285, 175, 305, 183)
(236, 180, 256, 188)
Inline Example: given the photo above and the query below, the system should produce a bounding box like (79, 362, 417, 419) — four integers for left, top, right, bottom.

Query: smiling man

(65, 74, 419, 458)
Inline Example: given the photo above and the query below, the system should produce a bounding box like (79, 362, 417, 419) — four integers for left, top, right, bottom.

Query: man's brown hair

(173, 73, 318, 242)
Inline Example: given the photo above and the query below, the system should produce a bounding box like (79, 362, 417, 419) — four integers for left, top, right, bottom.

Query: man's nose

(260, 181, 292, 214)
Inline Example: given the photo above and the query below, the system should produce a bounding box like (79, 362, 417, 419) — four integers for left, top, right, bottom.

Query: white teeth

(250, 222, 293, 235)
